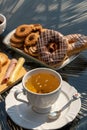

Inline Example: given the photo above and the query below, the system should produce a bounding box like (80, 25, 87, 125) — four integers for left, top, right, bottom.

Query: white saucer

(5, 80, 81, 130)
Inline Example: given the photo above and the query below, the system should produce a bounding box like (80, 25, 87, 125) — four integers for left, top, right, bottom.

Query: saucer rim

(5, 80, 81, 129)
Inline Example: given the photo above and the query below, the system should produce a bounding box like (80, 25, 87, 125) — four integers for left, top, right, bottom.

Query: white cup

(0, 14, 6, 34)
(14, 68, 62, 113)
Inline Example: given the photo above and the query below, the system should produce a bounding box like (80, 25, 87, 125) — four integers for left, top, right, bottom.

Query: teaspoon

(48, 93, 80, 121)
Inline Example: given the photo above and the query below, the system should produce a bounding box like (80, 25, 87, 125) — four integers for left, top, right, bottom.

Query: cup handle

(14, 89, 30, 105)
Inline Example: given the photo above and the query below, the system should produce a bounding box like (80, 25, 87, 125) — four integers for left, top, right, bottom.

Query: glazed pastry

(28, 46, 38, 57)
(37, 29, 68, 66)
(15, 24, 33, 37)
(64, 34, 82, 44)
(11, 42, 24, 49)
(67, 35, 87, 56)
(10, 33, 25, 49)
(24, 44, 38, 57)
(25, 32, 39, 46)
(32, 24, 43, 33)
(10, 33, 25, 43)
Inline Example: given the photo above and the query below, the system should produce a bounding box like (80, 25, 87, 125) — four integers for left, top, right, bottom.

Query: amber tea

(25, 72, 60, 94)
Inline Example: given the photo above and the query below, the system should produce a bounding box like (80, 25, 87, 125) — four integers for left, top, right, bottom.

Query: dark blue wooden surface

(0, 0, 87, 130)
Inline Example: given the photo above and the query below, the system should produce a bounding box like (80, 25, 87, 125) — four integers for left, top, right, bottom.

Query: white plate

(5, 80, 81, 130)
(3, 30, 79, 70)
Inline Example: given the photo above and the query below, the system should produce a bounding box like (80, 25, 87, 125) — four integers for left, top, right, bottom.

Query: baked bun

(0, 52, 8, 66)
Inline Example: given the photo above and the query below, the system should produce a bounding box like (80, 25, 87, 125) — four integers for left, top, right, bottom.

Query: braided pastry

(37, 29, 68, 66)
(64, 34, 82, 44)
(67, 35, 87, 56)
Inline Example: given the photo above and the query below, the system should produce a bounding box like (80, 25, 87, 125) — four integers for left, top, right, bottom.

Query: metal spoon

(48, 93, 81, 121)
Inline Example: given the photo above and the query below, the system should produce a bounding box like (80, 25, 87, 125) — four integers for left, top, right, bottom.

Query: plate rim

(5, 80, 81, 129)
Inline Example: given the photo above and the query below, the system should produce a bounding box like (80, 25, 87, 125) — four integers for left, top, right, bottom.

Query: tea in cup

(0, 14, 6, 34)
(14, 68, 62, 113)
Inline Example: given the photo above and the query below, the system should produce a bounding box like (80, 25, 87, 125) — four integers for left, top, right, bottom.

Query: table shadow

(0, 0, 87, 35)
